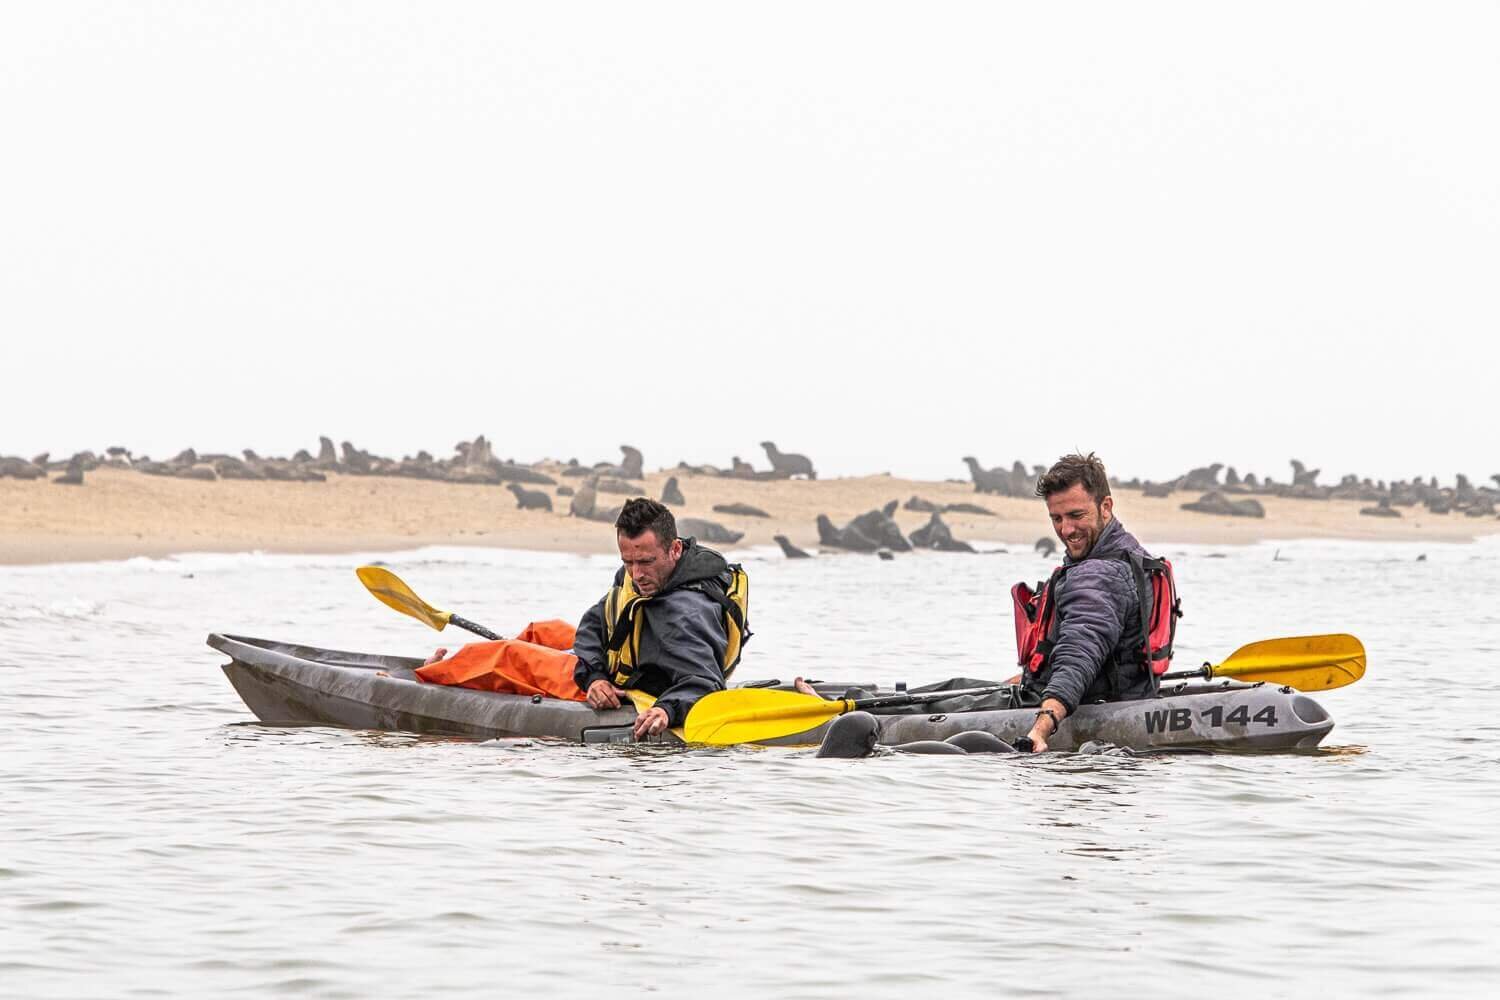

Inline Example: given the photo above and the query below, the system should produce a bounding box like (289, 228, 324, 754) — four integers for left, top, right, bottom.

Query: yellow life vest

(601, 563, 750, 687)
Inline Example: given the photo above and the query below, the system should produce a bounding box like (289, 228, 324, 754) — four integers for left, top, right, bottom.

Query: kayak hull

(210, 633, 658, 744)
(872, 683, 1334, 752)
(209, 634, 1335, 751)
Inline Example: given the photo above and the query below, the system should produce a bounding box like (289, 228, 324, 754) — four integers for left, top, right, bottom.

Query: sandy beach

(2, 466, 1492, 566)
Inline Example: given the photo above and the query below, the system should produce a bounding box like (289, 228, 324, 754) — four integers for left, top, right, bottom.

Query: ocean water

(3, 536, 1499, 998)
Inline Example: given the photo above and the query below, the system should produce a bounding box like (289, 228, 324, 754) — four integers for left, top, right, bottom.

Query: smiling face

(1045, 482, 1114, 560)
(617, 529, 683, 597)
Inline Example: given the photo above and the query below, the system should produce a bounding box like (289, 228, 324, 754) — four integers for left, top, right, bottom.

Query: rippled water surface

(4, 537, 1499, 998)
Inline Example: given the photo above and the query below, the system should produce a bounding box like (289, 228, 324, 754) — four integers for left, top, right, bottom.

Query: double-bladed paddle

(684, 632, 1367, 747)
(684, 684, 1010, 746)
(1160, 633, 1365, 692)
(355, 565, 502, 640)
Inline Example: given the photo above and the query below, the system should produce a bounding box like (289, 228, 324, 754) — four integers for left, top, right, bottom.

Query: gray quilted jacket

(1022, 518, 1157, 712)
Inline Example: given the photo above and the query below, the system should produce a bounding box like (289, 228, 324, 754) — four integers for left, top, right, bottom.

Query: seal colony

(9, 438, 1495, 520)
(2, 437, 1496, 566)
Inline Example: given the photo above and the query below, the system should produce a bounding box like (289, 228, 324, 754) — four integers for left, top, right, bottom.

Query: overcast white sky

(3, 2, 1497, 485)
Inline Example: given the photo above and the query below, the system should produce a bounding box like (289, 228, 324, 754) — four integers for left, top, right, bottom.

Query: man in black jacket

(1021, 453, 1158, 752)
(571, 498, 733, 739)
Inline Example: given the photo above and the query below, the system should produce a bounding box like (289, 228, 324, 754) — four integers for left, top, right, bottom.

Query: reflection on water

(3, 539, 1499, 997)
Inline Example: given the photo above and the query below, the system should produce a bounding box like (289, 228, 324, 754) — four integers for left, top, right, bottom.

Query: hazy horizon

(4, 3, 1497, 486)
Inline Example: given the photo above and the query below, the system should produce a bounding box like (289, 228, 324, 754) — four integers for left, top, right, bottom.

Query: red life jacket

(1011, 552, 1182, 687)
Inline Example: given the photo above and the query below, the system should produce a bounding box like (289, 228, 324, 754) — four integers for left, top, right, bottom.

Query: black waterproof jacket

(572, 539, 730, 726)
(1021, 518, 1156, 713)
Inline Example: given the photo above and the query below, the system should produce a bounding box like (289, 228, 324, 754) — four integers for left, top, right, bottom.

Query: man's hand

(424, 648, 449, 666)
(1022, 698, 1068, 753)
(633, 706, 670, 741)
(586, 679, 626, 710)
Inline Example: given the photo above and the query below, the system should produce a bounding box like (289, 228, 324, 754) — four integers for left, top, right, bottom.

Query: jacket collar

(1063, 516, 1126, 566)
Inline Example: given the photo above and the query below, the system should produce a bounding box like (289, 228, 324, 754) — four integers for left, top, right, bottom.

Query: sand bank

(1, 467, 1492, 566)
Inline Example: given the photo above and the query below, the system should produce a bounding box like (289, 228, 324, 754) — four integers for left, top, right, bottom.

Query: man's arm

(1023, 696, 1071, 752)
(571, 596, 613, 695)
(641, 598, 728, 727)
(1033, 564, 1130, 722)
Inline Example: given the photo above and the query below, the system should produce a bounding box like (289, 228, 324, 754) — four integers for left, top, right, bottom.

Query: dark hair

(1035, 452, 1111, 504)
(615, 497, 677, 546)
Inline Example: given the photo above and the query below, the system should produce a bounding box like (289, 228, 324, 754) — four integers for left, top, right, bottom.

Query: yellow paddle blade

(1213, 633, 1366, 692)
(623, 690, 684, 742)
(684, 689, 852, 746)
(355, 566, 453, 632)
(624, 689, 657, 714)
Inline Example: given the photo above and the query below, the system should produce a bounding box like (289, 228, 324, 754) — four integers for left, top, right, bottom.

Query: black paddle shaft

(850, 684, 1010, 712)
(449, 614, 502, 641)
(1159, 664, 1213, 683)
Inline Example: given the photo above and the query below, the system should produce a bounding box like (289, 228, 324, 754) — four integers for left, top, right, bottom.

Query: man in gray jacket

(1021, 453, 1159, 752)
(571, 498, 739, 739)
(422, 499, 743, 740)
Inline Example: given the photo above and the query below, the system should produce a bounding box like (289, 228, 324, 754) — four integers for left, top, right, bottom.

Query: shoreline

(3, 468, 1494, 567)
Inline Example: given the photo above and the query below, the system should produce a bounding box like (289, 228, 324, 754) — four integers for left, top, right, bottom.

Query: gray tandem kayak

(208, 634, 1335, 751)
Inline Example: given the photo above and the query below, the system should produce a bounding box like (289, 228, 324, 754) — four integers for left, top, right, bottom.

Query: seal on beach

(815, 514, 880, 553)
(1181, 463, 1224, 490)
(313, 436, 337, 468)
(1290, 459, 1321, 488)
(942, 502, 994, 517)
(569, 485, 599, 519)
(904, 496, 941, 513)
(494, 463, 555, 486)
(53, 456, 86, 486)
(0, 457, 45, 480)
(617, 445, 644, 480)
(962, 456, 1009, 495)
(713, 502, 770, 518)
(660, 476, 686, 506)
(847, 505, 911, 552)
(1180, 491, 1265, 518)
(761, 441, 816, 480)
(678, 517, 744, 545)
(594, 476, 644, 496)
(507, 483, 553, 512)
(773, 535, 812, 559)
(1034, 537, 1058, 557)
(214, 457, 264, 480)
(909, 512, 975, 553)
(341, 441, 375, 474)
